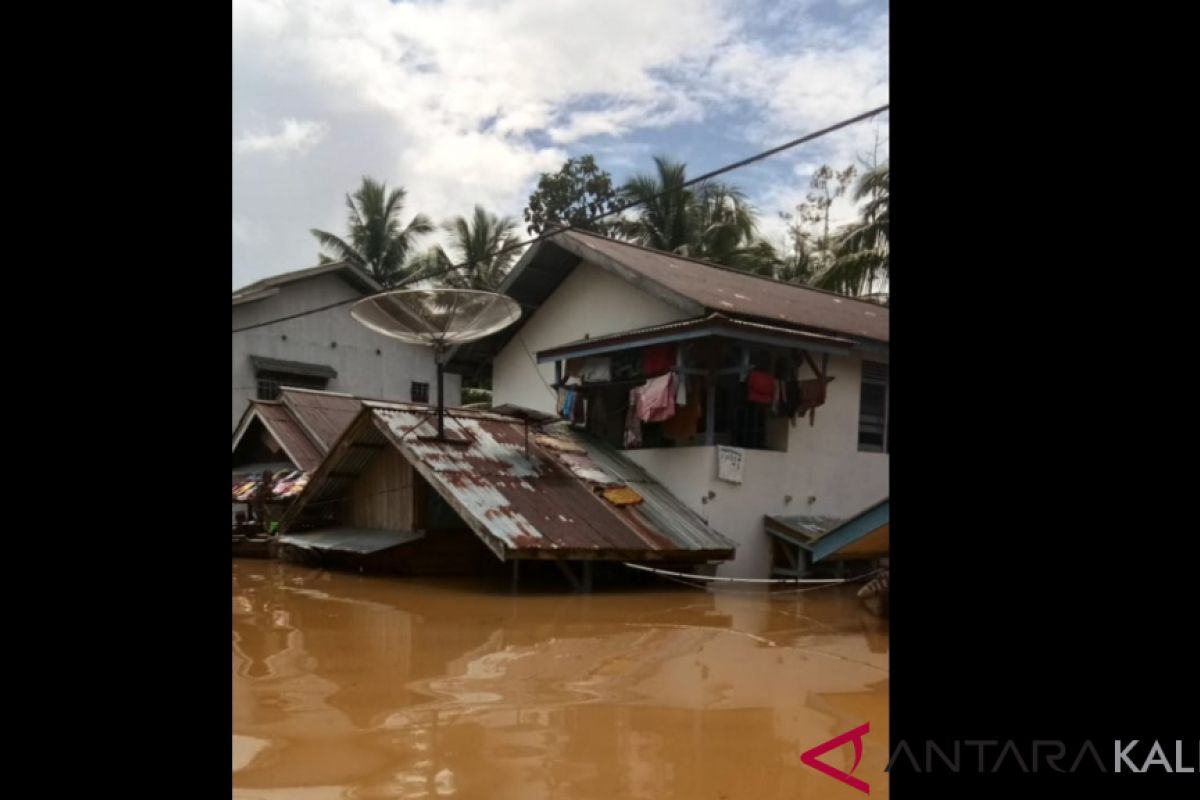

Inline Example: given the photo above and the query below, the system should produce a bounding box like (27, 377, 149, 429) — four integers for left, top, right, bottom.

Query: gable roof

(231, 401, 325, 473)
(446, 228, 888, 374)
(232, 260, 382, 306)
(231, 388, 366, 473)
(276, 387, 364, 452)
(765, 497, 890, 563)
(280, 401, 736, 562)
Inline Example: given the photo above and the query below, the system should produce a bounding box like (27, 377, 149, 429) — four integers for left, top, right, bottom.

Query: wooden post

(705, 374, 716, 446)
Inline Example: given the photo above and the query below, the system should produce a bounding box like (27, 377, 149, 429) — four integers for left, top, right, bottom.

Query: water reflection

(233, 560, 888, 799)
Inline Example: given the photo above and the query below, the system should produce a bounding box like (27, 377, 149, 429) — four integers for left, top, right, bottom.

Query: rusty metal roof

(278, 388, 364, 452)
(556, 230, 889, 343)
(242, 401, 325, 473)
(446, 229, 887, 374)
(233, 389, 368, 475)
(232, 259, 381, 304)
(284, 402, 735, 562)
(550, 423, 738, 555)
(536, 312, 856, 362)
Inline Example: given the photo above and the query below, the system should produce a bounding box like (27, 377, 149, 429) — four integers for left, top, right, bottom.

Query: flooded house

(273, 400, 735, 584)
(446, 229, 889, 578)
(232, 259, 460, 433)
(231, 388, 366, 535)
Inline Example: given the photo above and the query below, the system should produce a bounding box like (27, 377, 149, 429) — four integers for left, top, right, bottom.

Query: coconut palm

(816, 164, 889, 296)
(311, 177, 434, 287)
(616, 157, 695, 252)
(616, 156, 775, 275)
(413, 206, 523, 291)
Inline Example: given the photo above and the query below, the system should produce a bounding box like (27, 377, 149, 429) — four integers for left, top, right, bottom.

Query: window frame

(857, 361, 889, 454)
(255, 370, 328, 401)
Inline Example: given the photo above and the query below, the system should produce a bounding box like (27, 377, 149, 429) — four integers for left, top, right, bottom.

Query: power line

(232, 104, 889, 335)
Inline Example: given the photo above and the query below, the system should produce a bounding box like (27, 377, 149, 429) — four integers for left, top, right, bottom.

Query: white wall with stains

(488, 260, 888, 578)
(490, 261, 692, 414)
(232, 272, 459, 430)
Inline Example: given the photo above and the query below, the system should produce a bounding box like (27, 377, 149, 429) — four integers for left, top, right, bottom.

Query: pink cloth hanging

(635, 373, 677, 423)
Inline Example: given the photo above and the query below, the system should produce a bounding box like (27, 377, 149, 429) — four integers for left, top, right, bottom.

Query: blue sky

(233, 0, 889, 289)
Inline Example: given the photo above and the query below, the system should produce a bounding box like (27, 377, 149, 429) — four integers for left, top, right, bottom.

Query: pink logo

(801, 722, 871, 794)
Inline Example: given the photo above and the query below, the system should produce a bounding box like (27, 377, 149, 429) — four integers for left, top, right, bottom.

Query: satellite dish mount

(350, 288, 522, 444)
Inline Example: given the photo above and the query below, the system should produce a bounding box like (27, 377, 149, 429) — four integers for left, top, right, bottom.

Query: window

(411, 381, 430, 404)
(858, 361, 889, 453)
(255, 371, 327, 401)
(256, 378, 281, 401)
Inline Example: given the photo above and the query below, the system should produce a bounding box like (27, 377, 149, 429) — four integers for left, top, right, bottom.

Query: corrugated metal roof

(445, 230, 888, 375)
(552, 424, 738, 555)
(248, 402, 325, 473)
(232, 259, 381, 303)
(557, 230, 888, 343)
(278, 388, 364, 452)
(536, 312, 855, 362)
(283, 402, 735, 562)
(764, 514, 844, 549)
(278, 527, 424, 555)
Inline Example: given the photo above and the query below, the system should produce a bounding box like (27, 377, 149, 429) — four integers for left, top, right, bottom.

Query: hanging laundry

(642, 344, 675, 377)
(781, 378, 801, 418)
(636, 372, 677, 422)
(624, 389, 643, 447)
(747, 370, 775, 405)
(556, 387, 568, 416)
(560, 389, 577, 420)
(796, 378, 827, 414)
(675, 374, 687, 406)
(662, 392, 703, 442)
(581, 356, 612, 383)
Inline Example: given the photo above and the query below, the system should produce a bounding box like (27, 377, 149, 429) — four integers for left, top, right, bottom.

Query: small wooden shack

(276, 400, 737, 585)
(231, 388, 365, 535)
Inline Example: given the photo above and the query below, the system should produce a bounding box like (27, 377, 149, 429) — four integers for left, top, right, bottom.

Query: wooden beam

(705, 373, 717, 446)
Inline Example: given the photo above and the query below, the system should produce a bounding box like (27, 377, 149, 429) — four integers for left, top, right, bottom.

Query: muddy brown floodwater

(233, 560, 889, 799)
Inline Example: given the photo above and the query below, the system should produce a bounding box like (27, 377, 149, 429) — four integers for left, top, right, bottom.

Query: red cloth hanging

(642, 344, 676, 377)
(747, 370, 775, 405)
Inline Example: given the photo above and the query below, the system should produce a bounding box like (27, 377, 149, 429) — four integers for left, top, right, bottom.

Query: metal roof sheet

(277, 527, 424, 555)
(283, 402, 735, 562)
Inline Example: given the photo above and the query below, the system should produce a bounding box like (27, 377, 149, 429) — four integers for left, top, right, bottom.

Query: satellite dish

(350, 289, 522, 443)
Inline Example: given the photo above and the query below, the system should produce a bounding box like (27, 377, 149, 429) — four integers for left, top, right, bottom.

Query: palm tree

(414, 206, 523, 290)
(616, 157, 695, 252)
(816, 164, 889, 296)
(311, 177, 434, 287)
(616, 157, 777, 274)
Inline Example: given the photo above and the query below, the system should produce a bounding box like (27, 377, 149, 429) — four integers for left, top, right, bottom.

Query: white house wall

(232, 273, 459, 430)
(625, 354, 888, 578)
(489, 259, 888, 579)
(491, 261, 692, 414)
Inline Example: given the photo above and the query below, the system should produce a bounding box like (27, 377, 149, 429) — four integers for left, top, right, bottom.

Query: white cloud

(233, 118, 329, 158)
(233, 0, 889, 286)
(232, 215, 269, 245)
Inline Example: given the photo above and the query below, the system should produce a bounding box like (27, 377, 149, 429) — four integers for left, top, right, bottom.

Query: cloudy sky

(232, 0, 888, 290)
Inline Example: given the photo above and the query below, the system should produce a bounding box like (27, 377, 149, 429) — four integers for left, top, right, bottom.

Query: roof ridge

(556, 227, 889, 311)
(232, 259, 381, 298)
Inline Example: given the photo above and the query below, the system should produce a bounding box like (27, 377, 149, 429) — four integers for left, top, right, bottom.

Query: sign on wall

(717, 446, 745, 484)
